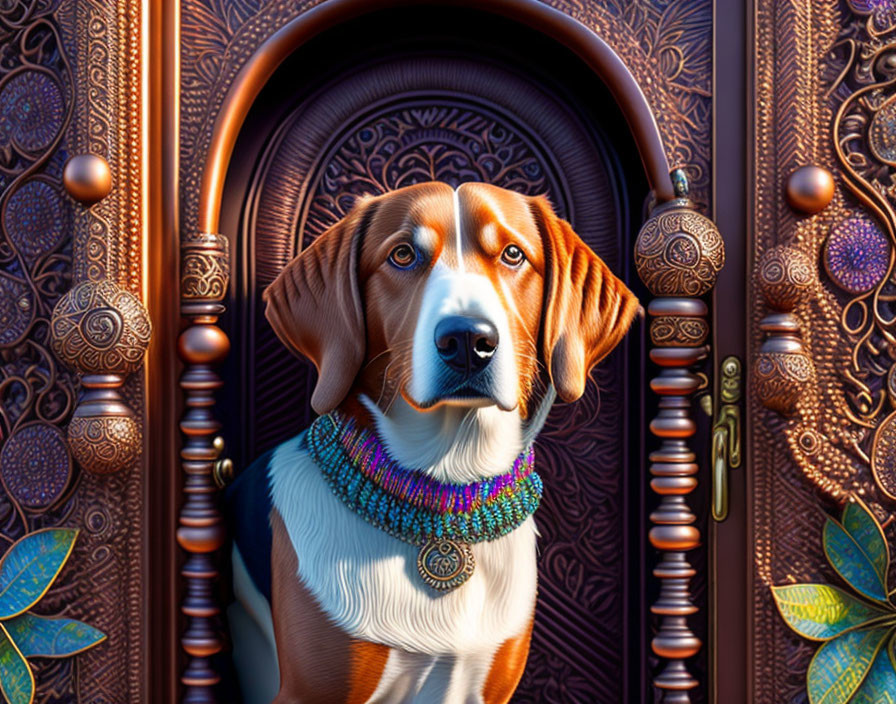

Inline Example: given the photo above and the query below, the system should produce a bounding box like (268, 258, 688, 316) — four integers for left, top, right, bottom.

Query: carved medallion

(823, 217, 891, 295)
(0, 70, 64, 156)
(872, 411, 896, 500)
(3, 180, 67, 264)
(0, 423, 71, 511)
(302, 100, 563, 247)
(869, 96, 896, 166)
(416, 539, 475, 593)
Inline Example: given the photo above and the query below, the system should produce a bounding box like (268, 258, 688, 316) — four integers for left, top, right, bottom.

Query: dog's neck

(355, 391, 555, 484)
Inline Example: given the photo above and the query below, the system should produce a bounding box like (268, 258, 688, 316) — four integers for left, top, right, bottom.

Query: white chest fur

(268, 437, 538, 656)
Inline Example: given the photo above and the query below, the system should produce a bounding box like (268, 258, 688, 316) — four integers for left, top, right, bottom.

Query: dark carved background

(219, 16, 648, 700)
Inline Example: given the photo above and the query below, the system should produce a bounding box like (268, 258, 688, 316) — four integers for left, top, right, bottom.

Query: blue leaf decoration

(824, 515, 889, 604)
(0, 624, 33, 704)
(842, 500, 890, 590)
(850, 632, 896, 704)
(0, 529, 77, 619)
(3, 613, 105, 658)
(807, 626, 891, 704)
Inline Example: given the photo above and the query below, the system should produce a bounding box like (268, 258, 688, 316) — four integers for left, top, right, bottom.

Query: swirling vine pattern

(0, 2, 92, 700)
(828, 9, 896, 499)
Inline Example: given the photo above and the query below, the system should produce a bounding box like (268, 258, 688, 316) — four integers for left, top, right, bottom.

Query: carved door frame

(172, 1, 722, 701)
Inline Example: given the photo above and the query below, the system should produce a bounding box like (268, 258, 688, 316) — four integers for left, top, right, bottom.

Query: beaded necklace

(306, 411, 542, 593)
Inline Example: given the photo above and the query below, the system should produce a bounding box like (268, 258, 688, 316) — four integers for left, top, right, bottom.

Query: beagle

(226, 182, 639, 704)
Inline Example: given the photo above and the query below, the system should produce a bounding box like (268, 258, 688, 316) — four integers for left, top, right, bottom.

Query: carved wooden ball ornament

(757, 245, 816, 311)
(634, 200, 725, 297)
(68, 414, 142, 476)
(50, 280, 151, 376)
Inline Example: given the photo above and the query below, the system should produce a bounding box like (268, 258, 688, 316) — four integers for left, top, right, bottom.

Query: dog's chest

(268, 440, 538, 656)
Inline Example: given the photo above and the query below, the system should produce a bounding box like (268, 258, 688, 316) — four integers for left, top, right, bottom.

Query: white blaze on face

(407, 188, 518, 411)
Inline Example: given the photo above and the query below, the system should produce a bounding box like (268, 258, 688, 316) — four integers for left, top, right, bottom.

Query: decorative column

(178, 232, 230, 703)
(634, 173, 724, 702)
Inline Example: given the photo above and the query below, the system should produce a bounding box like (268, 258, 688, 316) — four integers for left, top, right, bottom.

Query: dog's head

(264, 182, 639, 415)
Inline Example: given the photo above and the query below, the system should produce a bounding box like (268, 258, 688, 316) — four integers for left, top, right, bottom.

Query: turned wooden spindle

(178, 233, 231, 703)
(634, 174, 723, 702)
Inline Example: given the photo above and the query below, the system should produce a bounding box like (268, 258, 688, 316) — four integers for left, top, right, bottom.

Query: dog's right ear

(263, 197, 377, 415)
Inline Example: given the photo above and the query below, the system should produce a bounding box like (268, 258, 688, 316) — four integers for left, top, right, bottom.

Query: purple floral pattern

(823, 217, 891, 295)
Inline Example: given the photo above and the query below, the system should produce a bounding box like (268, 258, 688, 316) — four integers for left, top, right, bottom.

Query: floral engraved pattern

(303, 102, 558, 247)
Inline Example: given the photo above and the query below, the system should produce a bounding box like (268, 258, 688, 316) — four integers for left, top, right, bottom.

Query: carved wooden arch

(176, 2, 721, 702)
(197, 0, 675, 234)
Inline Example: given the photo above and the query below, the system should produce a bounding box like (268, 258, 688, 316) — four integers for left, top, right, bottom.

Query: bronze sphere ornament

(63, 154, 112, 204)
(50, 280, 152, 474)
(785, 165, 835, 214)
(634, 198, 725, 297)
(753, 246, 817, 415)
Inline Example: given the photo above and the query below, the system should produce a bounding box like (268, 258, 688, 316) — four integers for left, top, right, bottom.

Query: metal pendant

(416, 538, 475, 593)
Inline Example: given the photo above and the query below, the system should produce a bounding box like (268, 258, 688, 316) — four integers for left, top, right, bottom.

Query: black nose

(434, 316, 499, 376)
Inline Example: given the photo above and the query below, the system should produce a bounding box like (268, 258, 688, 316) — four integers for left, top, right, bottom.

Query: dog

(226, 181, 639, 704)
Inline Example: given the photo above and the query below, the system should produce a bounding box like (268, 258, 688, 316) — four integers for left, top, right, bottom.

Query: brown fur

(481, 618, 535, 704)
(265, 182, 638, 414)
(271, 510, 390, 704)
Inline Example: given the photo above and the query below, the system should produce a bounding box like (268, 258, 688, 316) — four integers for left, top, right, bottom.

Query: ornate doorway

(219, 11, 649, 700)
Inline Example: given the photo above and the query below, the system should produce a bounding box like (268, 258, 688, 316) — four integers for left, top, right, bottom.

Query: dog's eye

(389, 244, 418, 269)
(501, 244, 525, 267)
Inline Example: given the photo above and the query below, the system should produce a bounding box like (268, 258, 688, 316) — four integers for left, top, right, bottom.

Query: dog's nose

(434, 316, 499, 376)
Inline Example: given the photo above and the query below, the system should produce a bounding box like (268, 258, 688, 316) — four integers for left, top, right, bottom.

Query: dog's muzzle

(434, 315, 498, 377)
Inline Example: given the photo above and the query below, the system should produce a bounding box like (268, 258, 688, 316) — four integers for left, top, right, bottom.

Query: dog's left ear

(531, 196, 640, 403)
(263, 197, 377, 414)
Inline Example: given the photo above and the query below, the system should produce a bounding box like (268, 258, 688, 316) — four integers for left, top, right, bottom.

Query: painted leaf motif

(3, 613, 105, 658)
(771, 584, 891, 641)
(807, 626, 891, 704)
(824, 517, 889, 603)
(850, 634, 896, 704)
(842, 501, 890, 593)
(0, 529, 77, 619)
(0, 624, 33, 704)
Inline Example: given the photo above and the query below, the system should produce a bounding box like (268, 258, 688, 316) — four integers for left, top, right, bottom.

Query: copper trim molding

(197, 0, 675, 235)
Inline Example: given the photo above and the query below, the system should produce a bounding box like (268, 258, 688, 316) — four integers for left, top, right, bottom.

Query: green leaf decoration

(3, 613, 105, 658)
(824, 516, 889, 603)
(0, 624, 33, 704)
(0, 529, 77, 620)
(850, 633, 896, 704)
(807, 626, 891, 704)
(771, 584, 891, 641)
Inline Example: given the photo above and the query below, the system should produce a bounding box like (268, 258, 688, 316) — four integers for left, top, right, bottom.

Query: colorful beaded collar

(306, 411, 542, 593)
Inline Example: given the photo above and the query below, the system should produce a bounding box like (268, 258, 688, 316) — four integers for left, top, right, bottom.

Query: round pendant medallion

(416, 539, 475, 593)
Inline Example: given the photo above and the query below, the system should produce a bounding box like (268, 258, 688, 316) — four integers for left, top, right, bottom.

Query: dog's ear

(263, 198, 377, 414)
(531, 196, 640, 403)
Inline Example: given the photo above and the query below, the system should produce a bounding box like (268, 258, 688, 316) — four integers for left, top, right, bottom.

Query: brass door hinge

(712, 356, 742, 522)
